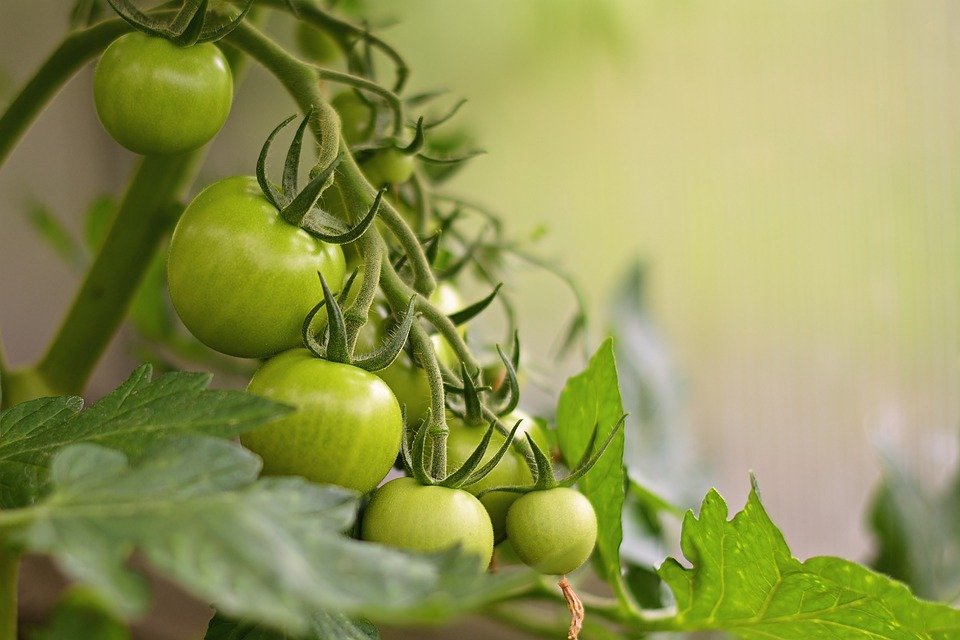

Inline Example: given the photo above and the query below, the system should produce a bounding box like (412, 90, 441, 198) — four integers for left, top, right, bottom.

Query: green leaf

(555, 338, 626, 584)
(658, 478, 960, 639)
(29, 586, 130, 640)
(23, 201, 86, 270)
(82, 195, 118, 255)
(0, 364, 290, 509)
(205, 612, 380, 639)
(2, 436, 533, 632)
(867, 450, 960, 602)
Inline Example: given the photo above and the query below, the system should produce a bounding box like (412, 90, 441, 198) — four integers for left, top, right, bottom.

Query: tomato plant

(167, 176, 346, 359)
(93, 32, 233, 156)
(361, 477, 494, 571)
(242, 348, 402, 493)
(0, 2, 953, 640)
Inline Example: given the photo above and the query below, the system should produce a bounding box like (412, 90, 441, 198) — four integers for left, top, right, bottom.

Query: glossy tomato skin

(361, 477, 494, 571)
(506, 487, 597, 575)
(167, 176, 345, 359)
(243, 349, 403, 493)
(93, 32, 233, 156)
(444, 415, 534, 542)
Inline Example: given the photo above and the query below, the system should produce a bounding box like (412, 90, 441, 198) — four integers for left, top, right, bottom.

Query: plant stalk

(0, 548, 18, 640)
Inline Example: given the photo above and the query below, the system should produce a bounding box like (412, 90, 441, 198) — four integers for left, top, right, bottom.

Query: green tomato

(505, 487, 597, 575)
(167, 176, 345, 359)
(295, 22, 341, 64)
(242, 348, 403, 493)
(361, 477, 494, 571)
(93, 32, 232, 156)
(331, 91, 374, 146)
(362, 148, 415, 186)
(443, 415, 534, 542)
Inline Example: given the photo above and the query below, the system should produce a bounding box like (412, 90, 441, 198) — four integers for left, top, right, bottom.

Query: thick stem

(0, 548, 18, 640)
(346, 224, 382, 352)
(35, 154, 202, 395)
(339, 151, 436, 294)
(224, 22, 340, 170)
(408, 322, 448, 479)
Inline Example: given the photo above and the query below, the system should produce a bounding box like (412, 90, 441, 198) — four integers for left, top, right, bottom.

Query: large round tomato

(361, 477, 494, 571)
(443, 413, 534, 542)
(93, 32, 233, 156)
(167, 176, 345, 359)
(505, 487, 597, 575)
(242, 349, 402, 493)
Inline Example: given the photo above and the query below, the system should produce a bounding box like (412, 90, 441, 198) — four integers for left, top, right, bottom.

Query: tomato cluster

(92, 22, 600, 580)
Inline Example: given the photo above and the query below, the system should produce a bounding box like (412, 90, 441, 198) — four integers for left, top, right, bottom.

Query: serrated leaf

(657, 479, 960, 639)
(0, 365, 289, 509)
(555, 338, 625, 584)
(1, 436, 533, 632)
(205, 612, 380, 640)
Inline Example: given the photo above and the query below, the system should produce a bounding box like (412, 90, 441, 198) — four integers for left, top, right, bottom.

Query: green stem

(35, 154, 202, 395)
(224, 22, 340, 170)
(0, 548, 18, 640)
(316, 68, 403, 135)
(258, 0, 409, 92)
(339, 148, 436, 294)
(0, 20, 130, 167)
(346, 221, 382, 352)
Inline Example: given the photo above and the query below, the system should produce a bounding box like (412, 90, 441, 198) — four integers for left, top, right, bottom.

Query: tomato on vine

(93, 32, 233, 156)
(295, 22, 341, 64)
(167, 175, 346, 359)
(361, 477, 494, 571)
(331, 91, 375, 145)
(242, 348, 403, 493)
(362, 147, 416, 186)
(506, 487, 597, 575)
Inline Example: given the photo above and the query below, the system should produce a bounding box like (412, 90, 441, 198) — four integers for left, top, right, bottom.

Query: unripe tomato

(361, 477, 494, 571)
(362, 148, 415, 186)
(443, 414, 533, 541)
(93, 32, 233, 156)
(505, 487, 597, 575)
(167, 176, 345, 359)
(331, 91, 374, 146)
(295, 22, 341, 64)
(242, 349, 403, 493)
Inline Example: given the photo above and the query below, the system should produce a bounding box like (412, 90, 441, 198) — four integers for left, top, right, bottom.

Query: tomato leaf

(0, 435, 533, 633)
(658, 477, 960, 638)
(204, 612, 380, 640)
(0, 365, 290, 509)
(555, 338, 626, 584)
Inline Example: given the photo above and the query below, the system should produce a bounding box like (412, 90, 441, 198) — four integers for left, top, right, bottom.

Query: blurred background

(1, 0, 958, 636)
